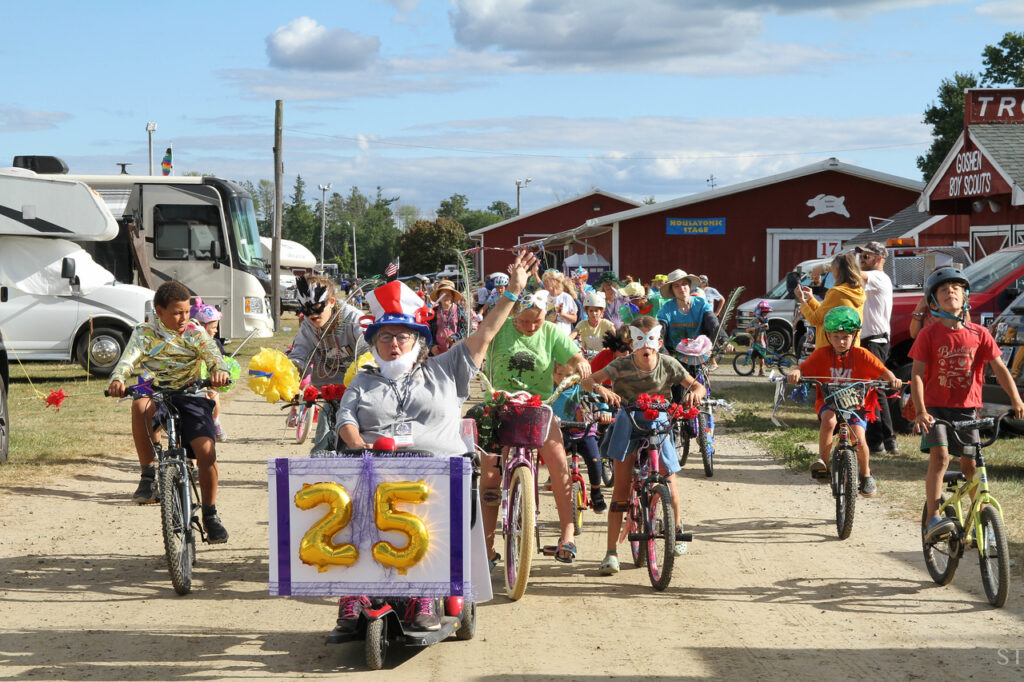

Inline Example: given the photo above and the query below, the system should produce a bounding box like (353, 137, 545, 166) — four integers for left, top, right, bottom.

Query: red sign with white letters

(965, 88, 1024, 125)
(930, 141, 1013, 201)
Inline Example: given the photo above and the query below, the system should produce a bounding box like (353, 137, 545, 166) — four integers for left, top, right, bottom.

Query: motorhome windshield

(229, 196, 263, 268)
(962, 249, 1024, 293)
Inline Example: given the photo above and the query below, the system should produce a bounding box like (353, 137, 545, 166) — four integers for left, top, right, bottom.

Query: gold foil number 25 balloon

(294, 482, 358, 572)
(372, 480, 430, 575)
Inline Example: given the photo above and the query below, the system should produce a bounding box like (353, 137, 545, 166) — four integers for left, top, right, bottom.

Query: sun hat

(619, 282, 647, 299)
(429, 279, 463, 304)
(583, 291, 607, 309)
(660, 269, 701, 299)
(362, 280, 434, 345)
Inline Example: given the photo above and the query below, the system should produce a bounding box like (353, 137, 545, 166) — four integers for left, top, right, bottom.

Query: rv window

(153, 204, 222, 261)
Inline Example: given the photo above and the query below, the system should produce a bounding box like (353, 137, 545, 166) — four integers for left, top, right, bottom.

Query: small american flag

(384, 257, 399, 279)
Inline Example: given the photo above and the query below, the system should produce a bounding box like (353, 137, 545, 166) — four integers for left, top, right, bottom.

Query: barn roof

(466, 189, 641, 237)
(842, 203, 946, 247)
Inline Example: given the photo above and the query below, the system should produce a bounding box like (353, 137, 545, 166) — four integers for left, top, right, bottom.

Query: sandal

(554, 541, 576, 564)
(488, 552, 501, 573)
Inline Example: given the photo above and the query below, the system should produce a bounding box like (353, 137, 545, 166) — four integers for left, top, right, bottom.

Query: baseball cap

(855, 241, 886, 257)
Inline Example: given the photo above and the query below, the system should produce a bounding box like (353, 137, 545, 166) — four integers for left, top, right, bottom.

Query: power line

(283, 126, 929, 162)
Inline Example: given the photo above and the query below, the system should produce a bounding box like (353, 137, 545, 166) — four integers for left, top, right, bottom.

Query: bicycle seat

(943, 471, 967, 485)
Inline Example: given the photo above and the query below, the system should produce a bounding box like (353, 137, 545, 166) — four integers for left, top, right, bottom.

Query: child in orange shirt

(787, 306, 901, 497)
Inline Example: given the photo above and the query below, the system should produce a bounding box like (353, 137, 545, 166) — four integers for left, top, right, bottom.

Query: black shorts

(919, 406, 980, 458)
(150, 394, 217, 456)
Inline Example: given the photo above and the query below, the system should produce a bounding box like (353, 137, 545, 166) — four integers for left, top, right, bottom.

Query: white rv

(12, 156, 274, 340)
(260, 236, 316, 311)
(0, 168, 155, 376)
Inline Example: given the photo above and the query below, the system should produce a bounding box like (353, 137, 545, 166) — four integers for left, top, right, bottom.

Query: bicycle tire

(365, 617, 387, 670)
(697, 411, 713, 477)
(601, 456, 615, 487)
(978, 505, 1010, 607)
(777, 353, 798, 371)
(504, 465, 535, 601)
(160, 462, 195, 595)
(834, 447, 857, 540)
(645, 482, 675, 591)
(295, 404, 315, 445)
(628, 485, 644, 567)
(732, 352, 754, 376)
(675, 420, 690, 467)
(571, 479, 585, 536)
(920, 497, 961, 586)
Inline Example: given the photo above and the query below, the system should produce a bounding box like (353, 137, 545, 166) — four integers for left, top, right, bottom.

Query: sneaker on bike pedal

(132, 475, 158, 504)
(591, 487, 607, 513)
(599, 553, 620, 575)
(331, 595, 370, 637)
(674, 525, 688, 556)
(405, 597, 441, 631)
(203, 513, 229, 544)
(859, 475, 878, 497)
(924, 515, 956, 543)
(809, 458, 829, 480)
(214, 419, 226, 443)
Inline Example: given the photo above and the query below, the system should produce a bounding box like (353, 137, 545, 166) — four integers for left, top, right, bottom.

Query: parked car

(986, 295, 1024, 434)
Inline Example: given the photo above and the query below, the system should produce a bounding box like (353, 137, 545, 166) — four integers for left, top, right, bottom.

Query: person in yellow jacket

(796, 252, 866, 349)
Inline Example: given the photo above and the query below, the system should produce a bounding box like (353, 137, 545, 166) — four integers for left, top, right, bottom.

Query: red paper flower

(526, 395, 542, 407)
(44, 389, 68, 411)
(643, 408, 659, 420)
(636, 393, 652, 410)
(682, 407, 699, 420)
(320, 384, 346, 401)
(303, 385, 320, 403)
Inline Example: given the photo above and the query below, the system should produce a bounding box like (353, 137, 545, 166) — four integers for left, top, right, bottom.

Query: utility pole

(706, 174, 717, 190)
(318, 183, 332, 271)
(146, 122, 157, 175)
(351, 219, 358, 280)
(272, 101, 283, 329)
(516, 177, 532, 215)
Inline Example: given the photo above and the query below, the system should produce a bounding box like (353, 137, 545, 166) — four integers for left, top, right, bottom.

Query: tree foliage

(981, 31, 1024, 86)
(397, 217, 469, 275)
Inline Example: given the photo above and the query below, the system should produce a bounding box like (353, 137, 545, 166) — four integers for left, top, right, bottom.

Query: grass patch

(1, 314, 300, 489)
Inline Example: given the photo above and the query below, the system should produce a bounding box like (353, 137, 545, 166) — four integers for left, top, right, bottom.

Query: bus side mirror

(211, 240, 222, 269)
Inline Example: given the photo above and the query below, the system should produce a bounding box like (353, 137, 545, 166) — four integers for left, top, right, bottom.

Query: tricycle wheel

(455, 600, 476, 640)
(365, 617, 388, 670)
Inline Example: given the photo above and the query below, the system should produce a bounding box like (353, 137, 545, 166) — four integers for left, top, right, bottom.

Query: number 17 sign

(268, 454, 474, 599)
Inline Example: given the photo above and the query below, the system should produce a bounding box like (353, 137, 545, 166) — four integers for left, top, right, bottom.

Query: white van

(0, 170, 154, 376)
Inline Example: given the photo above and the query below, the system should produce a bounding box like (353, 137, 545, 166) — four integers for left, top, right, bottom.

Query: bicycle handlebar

(105, 379, 213, 399)
(620, 402, 676, 436)
(926, 410, 1013, 450)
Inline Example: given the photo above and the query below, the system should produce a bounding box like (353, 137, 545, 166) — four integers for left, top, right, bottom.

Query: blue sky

(2, 1, 1022, 219)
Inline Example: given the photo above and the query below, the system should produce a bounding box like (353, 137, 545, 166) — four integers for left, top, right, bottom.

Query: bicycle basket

(826, 383, 864, 412)
(495, 405, 552, 448)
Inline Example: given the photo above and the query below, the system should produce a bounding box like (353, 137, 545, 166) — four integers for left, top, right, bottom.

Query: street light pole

(515, 177, 532, 215)
(317, 183, 332, 271)
(351, 219, 358, 280)
(146, 122, 157, 175)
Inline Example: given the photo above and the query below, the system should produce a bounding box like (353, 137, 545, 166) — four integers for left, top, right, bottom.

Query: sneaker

(132, 476, 158, 504)
(488, 552, 501, 574)
(214, 420, 226, 443)
(591, 488, 607, 513)
(809, 458, 829, 480)
(406, 597, 441, 631)
(924, 515, 956, 543)
(868, 444, 885, 457)
(859, 475, 878, 497)
(599, 553, 620, 575)
(332, 596, 370, 636)
(674, 525, 688, 556)
(884, 439, 899, 455)
(203, 513, 229, 544)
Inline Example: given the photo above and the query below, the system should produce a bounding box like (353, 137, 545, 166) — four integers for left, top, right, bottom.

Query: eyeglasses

(378, 332, 417, 345)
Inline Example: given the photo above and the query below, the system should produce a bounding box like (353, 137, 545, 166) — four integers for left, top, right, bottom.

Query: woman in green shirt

(483, 289, 592, 564)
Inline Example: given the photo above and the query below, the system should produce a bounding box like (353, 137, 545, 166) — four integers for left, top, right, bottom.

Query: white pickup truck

(0, 169, 154, 376)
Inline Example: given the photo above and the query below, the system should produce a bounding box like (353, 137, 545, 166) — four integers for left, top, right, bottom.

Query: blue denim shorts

(601, 409, 680, 475)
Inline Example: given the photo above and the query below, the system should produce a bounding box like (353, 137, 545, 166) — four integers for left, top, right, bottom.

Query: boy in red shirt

(910, 268, 1024, 542)
(787, 306, 900, 497)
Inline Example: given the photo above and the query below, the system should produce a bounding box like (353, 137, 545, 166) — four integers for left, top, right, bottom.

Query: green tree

(396, 204, 420, 232)
(437, 193, 469, 221)
(487, 200, 515, 220)
(916, 72, 978, 181)
(981, 31, 1024, 86)
(460, 209, 502, 233)
(397, 217, 470, 275)
(283, 175, 318, 247)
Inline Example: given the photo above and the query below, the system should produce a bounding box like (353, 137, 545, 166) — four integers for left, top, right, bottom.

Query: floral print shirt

(111, 319, 228, 389)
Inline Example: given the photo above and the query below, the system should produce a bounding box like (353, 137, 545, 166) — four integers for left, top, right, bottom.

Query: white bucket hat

(660, 269, 701, 299)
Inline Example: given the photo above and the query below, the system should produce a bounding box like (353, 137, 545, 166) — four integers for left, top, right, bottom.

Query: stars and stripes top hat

(361, 280, 434, 345)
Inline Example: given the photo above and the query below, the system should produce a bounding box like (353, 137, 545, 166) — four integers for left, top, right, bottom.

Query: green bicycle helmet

(823, 305, 862, 333)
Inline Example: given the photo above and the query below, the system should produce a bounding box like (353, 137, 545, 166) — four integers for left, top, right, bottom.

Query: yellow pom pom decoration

(248, 348, 301, 403)
(343, 351, 377, 387)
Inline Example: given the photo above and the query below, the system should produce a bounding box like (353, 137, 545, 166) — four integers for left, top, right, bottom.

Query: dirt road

(1, 387, 1022, 680)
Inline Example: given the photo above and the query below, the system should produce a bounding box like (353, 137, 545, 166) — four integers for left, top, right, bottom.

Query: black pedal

(676, 532, 693, 542)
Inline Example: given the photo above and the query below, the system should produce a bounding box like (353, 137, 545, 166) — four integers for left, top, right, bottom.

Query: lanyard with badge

(384, 370, 419, 447)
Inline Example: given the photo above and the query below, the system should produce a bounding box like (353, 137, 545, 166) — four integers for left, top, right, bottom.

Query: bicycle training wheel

(645, 482, 675, 591)
(732, 352, 755, 376)
(833, 447, 857, 540)
(628, 486, 645, 567)
(160, 462, 195, 595)
(696, 411, 713, 478)
(295, 404, 315, 444)
(504, 465, 535, 601)
(571, 479, 585, 536)
(978, 505, 1010, 607)
(921, 496, 961, 586)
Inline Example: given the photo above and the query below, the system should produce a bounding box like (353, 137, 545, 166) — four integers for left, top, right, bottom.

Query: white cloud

(0, 105, 72, 133)
(266, 17, 381, 71)
(976, 1, 1024, 23)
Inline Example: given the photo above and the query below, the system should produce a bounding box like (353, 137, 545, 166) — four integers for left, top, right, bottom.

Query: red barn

(541, 158, 923, 296)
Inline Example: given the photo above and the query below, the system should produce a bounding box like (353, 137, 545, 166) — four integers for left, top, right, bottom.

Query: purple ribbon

(274, 458, 292, 595)
(449, 457, 464, 596)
